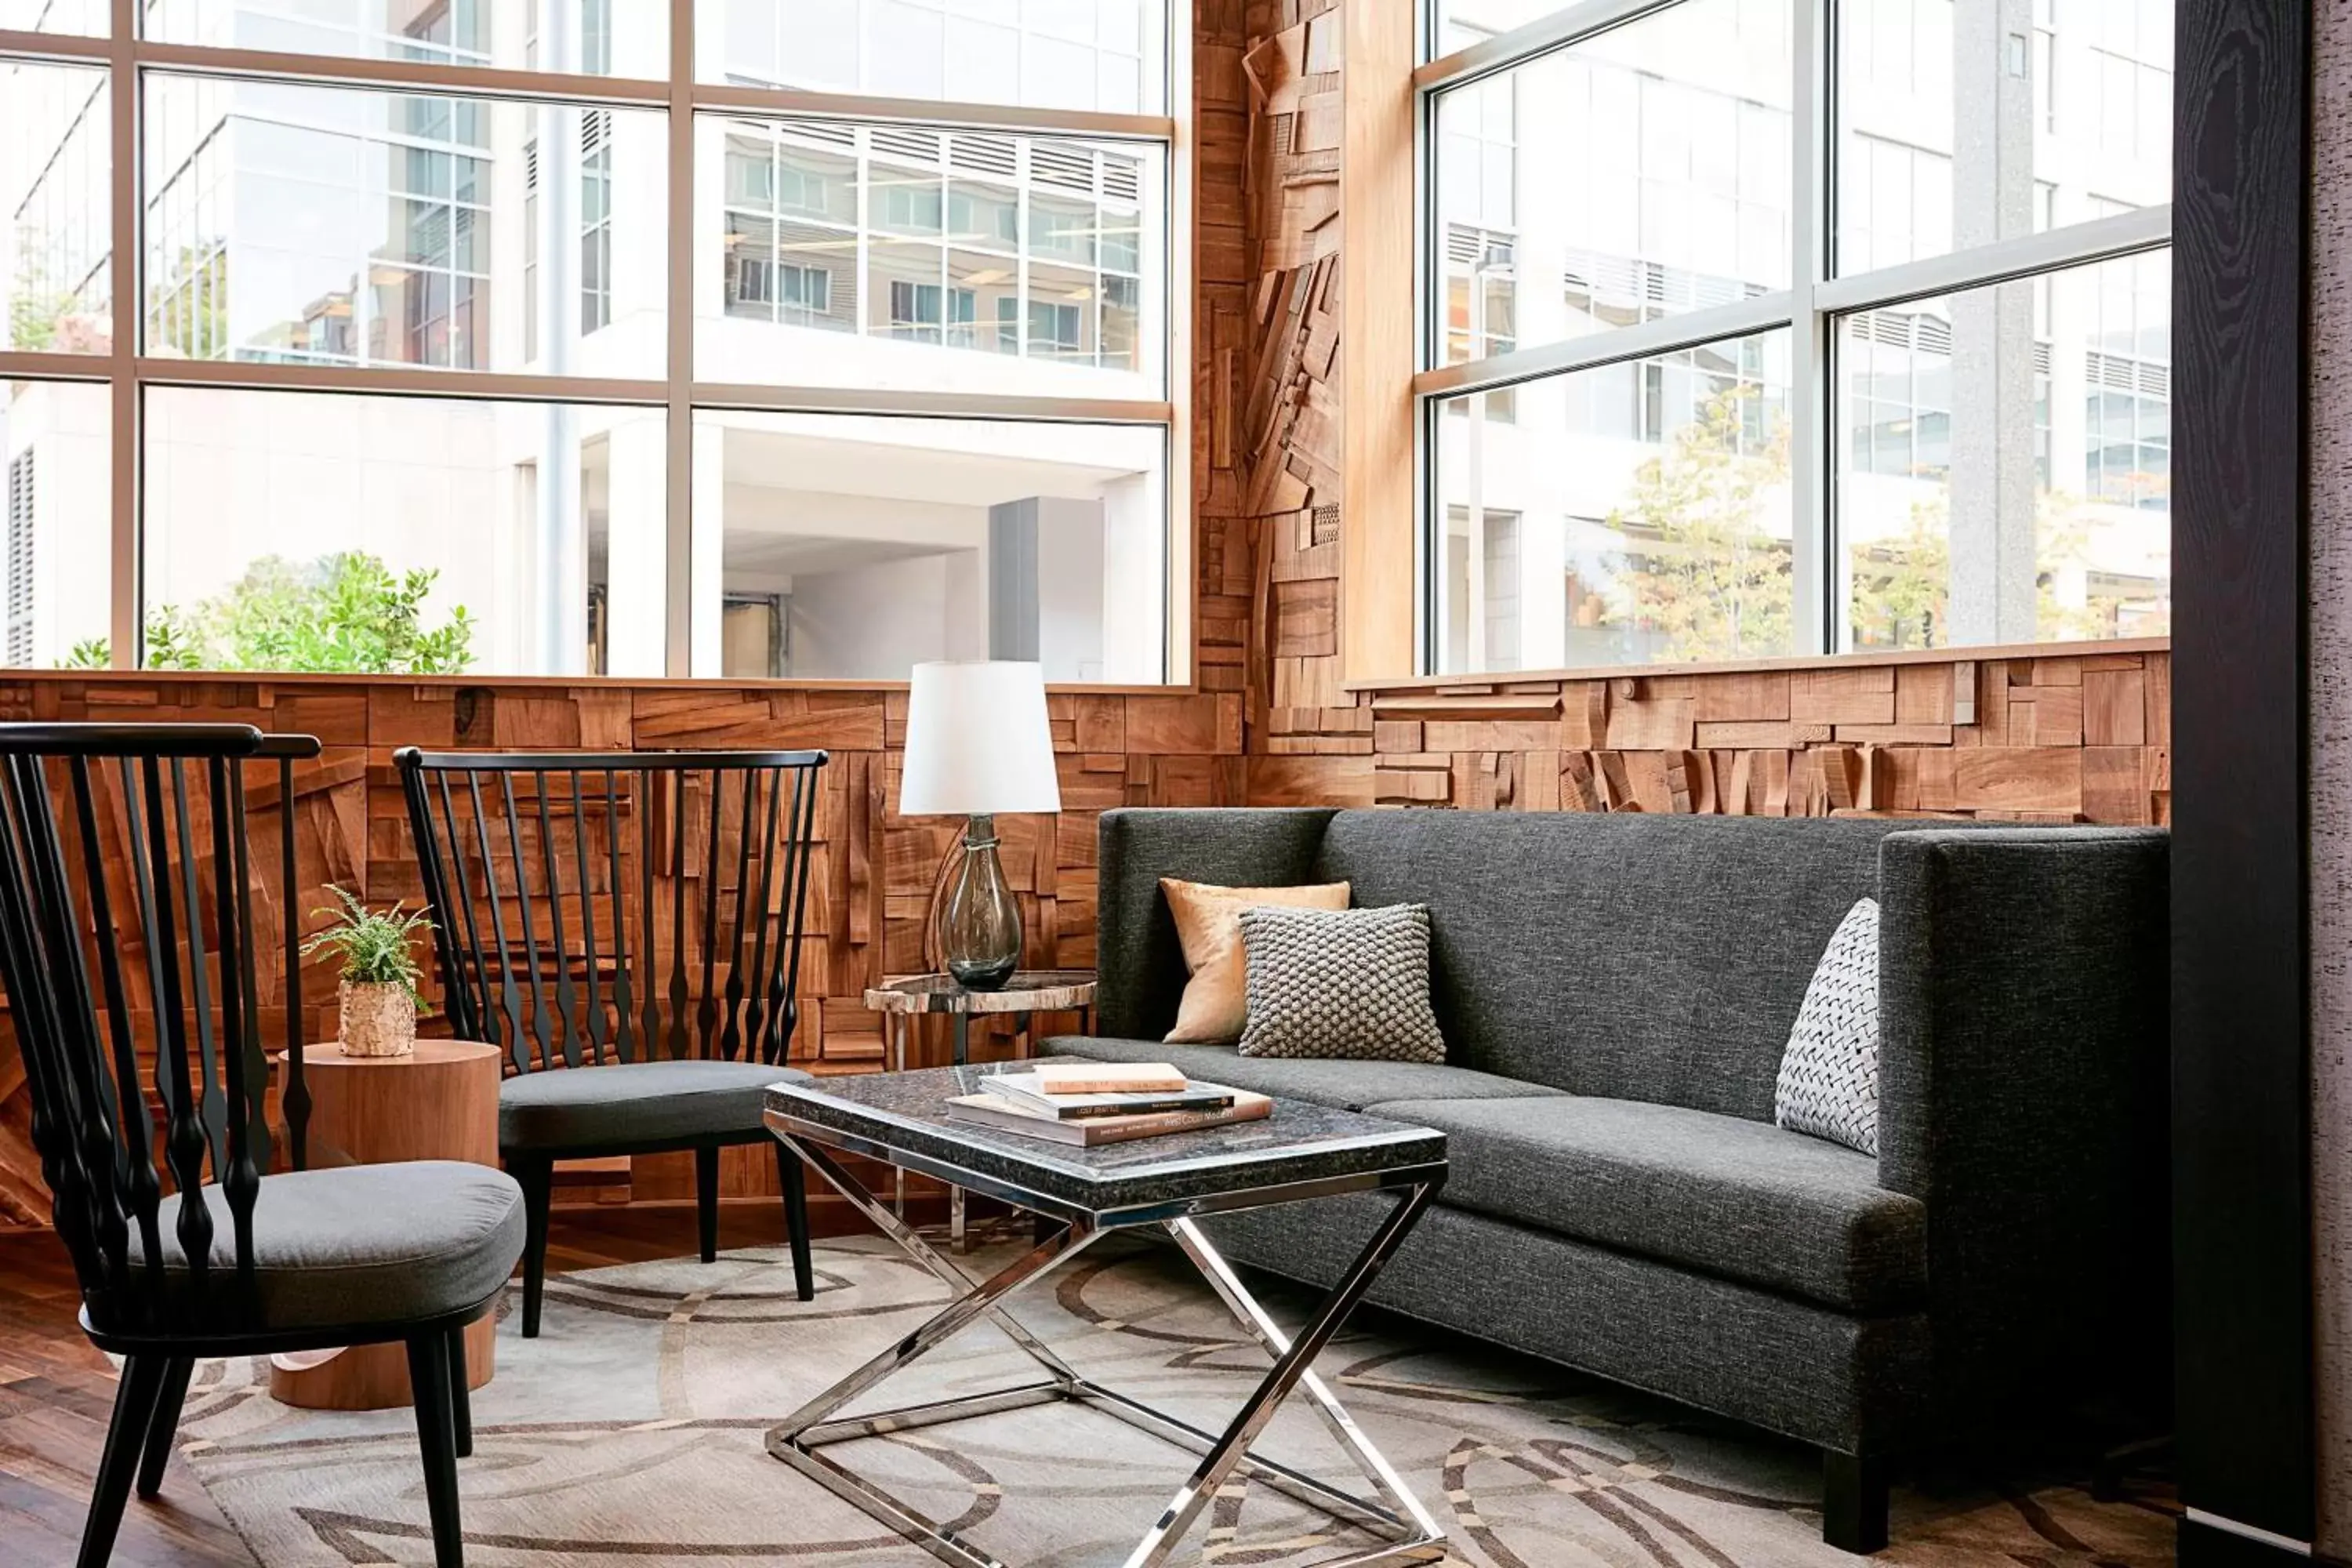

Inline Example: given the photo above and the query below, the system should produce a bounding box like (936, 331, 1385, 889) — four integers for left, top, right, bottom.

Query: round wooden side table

(862, 971, 1097, 1250)
(268, 1039, 503, 1411)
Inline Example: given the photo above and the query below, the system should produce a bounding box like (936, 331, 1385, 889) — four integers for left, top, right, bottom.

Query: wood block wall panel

(1197, 0, 1348, 753)
(0, 675, 1249, 1228)
(1269, 648, 2172, 830)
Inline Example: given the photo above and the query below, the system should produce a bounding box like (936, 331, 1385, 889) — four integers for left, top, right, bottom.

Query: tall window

(0, 2, 1180, 682)
(1421, 0, 2171, 673)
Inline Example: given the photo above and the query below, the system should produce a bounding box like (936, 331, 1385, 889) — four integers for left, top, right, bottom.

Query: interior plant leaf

(300, 884, 436, 1009)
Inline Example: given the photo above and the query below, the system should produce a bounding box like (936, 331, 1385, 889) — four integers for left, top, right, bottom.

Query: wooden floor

(0, 1204, 800, 1567)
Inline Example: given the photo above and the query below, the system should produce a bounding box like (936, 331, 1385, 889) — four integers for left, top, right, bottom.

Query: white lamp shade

(899, 661, 1063, 817)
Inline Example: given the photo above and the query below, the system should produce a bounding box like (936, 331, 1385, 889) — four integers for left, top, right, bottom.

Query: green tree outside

(1609, 387, 1795, 662)
(1607, 387, 2162, 658)
(60, 552, 476, 673)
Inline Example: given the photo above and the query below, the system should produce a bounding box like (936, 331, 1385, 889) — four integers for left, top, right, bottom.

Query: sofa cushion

(1239, 904, 1445, 1062)
(1312, 811, 1917, 1117)
(1201, 1189, 1933, 1454)
(1369, 1096, 1928, 1314)
(1161, 875, 1352, 1041)
(500, 1059, 812, 1152)
(1044, 1035, 1566, 1112)
(1774, 897, 1883, 1156)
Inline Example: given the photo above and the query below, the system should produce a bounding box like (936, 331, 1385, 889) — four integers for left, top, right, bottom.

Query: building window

(0, 3, 1179, 681)
(5, 451, 33, 666)
(699, 0, 1167, 116)
(581, 108, 612, 335)
(1420, 0, 2172, 674)
(713, 120, 1159, 379)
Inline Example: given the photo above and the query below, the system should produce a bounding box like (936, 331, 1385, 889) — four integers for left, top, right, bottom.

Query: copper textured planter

(338, 980, 417, 1058)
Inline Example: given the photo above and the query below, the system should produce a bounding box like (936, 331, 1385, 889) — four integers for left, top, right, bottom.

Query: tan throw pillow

(1160, 877, 1351, 1042)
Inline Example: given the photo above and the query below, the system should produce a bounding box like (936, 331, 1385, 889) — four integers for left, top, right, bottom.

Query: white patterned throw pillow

(1236, 904, 1446, 1062)
(1773, 898, 1882, 1156)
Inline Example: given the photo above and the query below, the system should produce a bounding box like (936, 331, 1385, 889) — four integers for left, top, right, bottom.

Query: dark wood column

(2171, 2, 2316, 1561)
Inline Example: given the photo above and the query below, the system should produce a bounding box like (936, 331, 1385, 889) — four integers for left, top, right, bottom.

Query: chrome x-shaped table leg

(765, 1132, 1446, 1568)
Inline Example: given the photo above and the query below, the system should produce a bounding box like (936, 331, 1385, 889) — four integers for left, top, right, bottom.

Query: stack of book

(948, 1061, 1272, 1147)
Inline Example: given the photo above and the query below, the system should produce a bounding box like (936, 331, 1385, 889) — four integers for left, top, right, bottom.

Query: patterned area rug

(173, 1235, 2175, 1566)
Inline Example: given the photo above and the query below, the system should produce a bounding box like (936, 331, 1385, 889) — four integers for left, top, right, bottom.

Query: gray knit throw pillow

(1236, 904, 1446, 1062)
(1773, 898, 1881, 1156)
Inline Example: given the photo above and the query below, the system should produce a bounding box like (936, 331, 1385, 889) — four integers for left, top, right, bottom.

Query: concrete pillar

(1099, 471, 1163, 682)
(1944, 0, 2038, 645)
(1034, 497, 1106, 681)
(600, 410, 666, 676)
(987, 498, 1040, 662)
(1519, 509, 1568, 670)
(688, 416, 726, 677)
(990, 495, 1133, 681)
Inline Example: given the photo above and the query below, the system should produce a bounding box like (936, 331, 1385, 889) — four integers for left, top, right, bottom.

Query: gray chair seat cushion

(499, 1059, 814, 1152)
(1370, 1096, 1927, 1314)
(1043, 1036, 1566, 1112)
(132, 1162, 524, 1331)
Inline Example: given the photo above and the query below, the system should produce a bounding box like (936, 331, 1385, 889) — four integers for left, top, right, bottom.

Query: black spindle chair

(0, 724, 522, 1568)
(396, 748, 827, 1336)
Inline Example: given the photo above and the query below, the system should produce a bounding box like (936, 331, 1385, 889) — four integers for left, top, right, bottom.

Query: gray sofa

(1051, 808, 2169, 1553)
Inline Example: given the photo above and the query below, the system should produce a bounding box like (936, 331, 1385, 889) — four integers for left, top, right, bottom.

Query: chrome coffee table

(761, 1064, 1449, 1568)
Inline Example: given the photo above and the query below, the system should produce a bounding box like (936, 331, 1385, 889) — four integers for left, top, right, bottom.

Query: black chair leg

(134, 1357, 194, 1499)
(406, 1334, 466, 1568)
(775, 1139, 814, 1302)
(695, 1145, 720, 1264)
(445, 1328, 473, 1460)
(1822, 1449, 1889, 1555)
(79, 1355, 167, 1568)
(513, 1155, 552, 1338)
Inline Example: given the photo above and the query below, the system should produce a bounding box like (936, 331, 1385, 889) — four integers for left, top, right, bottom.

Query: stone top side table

(862, 970, 1098, 1072)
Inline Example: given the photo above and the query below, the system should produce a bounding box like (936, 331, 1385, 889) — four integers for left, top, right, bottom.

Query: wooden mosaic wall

(1196, 0, 1350, 741)
(1250, 647, 2176, 826)
(0, 677, 1244, 1226)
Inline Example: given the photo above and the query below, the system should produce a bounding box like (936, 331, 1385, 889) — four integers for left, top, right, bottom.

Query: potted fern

(302, 886, 434, 1058)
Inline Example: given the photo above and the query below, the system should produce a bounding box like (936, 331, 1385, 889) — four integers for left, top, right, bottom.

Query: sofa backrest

(1309, 811, 1915, 1119)
(1096, 808, 1339, 1041)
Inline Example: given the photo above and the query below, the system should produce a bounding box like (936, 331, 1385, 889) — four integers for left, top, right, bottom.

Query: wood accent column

(2173, 1, 2316, 1562)
(1339, 0, 1416, 682)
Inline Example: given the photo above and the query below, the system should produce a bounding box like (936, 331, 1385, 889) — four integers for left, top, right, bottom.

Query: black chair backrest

(395, 749, 829, 1076)
(0, 722, 323, 1335)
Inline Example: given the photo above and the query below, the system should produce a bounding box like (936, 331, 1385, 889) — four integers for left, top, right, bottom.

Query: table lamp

(900, 661, 1062, 990)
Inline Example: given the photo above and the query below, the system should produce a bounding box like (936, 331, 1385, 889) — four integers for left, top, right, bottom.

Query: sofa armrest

(1096, 808, 1338, 1040)
(1876, 826, 2169, 1426)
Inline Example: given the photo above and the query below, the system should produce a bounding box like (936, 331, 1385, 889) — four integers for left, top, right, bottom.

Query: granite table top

(764, 1062, 1446, 1223)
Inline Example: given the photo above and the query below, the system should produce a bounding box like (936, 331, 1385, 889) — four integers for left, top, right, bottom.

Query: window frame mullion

(1791, 0, 1831, 657)
(663, 0, 695, 677)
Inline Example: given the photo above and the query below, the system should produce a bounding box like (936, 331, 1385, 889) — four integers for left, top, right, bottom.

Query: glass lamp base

(939, 814, 1022, 991)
